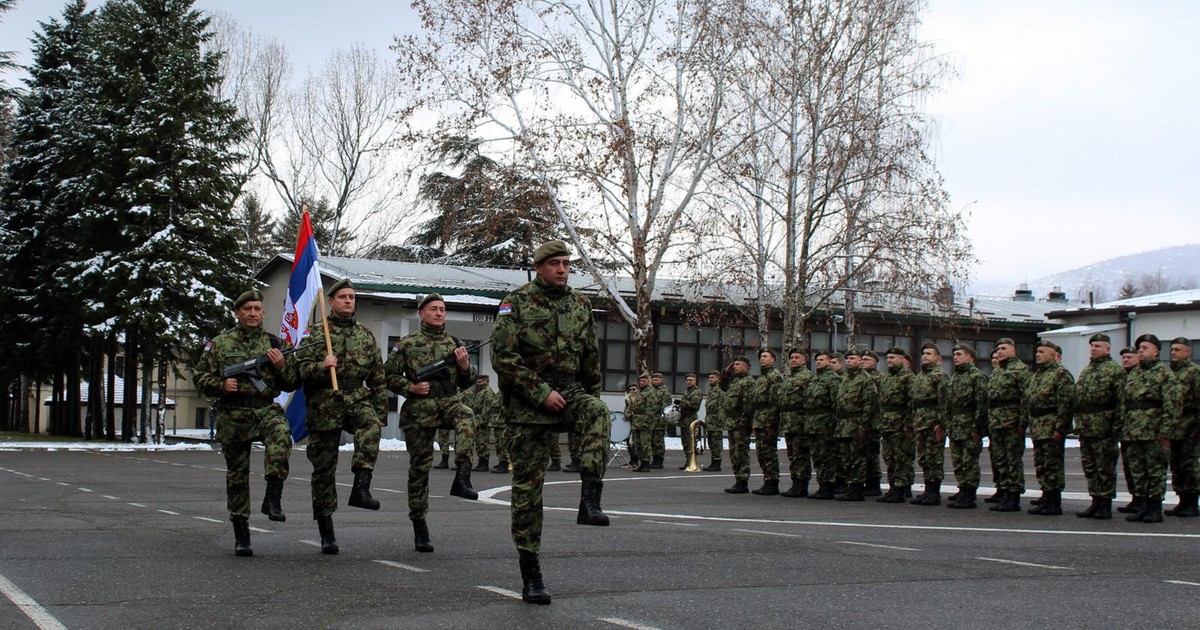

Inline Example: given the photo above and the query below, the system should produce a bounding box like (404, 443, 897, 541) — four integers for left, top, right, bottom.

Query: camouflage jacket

(987, 357, 1030, 431)
(1024, 359, 1075, 440)
(489, 277, 602, 426)
(1170, 360, 1200, 439)
(629, 390, 661, 431)
(385, 322, 476, 429)
(467, 386, 502, 428)
(193, 324, 299, 413)
(1120, 360, 1178, 441)
(945, 362, 988, 439)
(877, 365, 914, 433)
(652, 384, 674, 426)
(804, 366, 842, 435)
(911, 361, 947, 431)
(704, 384, 726, 430)
(751, 365, 782, 428)
(680, 384, 703, 425)
(724, 371, 755, 430)
(836, 367, 879, 438)
(296, 315, 388, 429)
(777, 367, 813, 434)
(1074, 355, 1124, 437)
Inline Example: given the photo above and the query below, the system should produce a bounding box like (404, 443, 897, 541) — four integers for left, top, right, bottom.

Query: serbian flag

(276, 211, 322, 442)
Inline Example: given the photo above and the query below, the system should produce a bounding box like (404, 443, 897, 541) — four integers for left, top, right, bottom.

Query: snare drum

(609, 410, 631, 443)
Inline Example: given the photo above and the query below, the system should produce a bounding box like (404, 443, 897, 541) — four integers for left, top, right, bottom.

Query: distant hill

(1027, 244, 1200, 303)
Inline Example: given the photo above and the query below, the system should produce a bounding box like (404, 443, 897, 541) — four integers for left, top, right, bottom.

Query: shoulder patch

(203, 341, 213, 352)
(498, 303, 513, 316)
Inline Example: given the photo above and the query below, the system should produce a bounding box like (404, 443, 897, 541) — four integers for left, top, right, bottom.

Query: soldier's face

(995, 344, 1015, 361)
(922, 348, 939, 365)
(862, 357, 877, 370)
(235, 301, 265, 328)
(1035, 346, 1054, 364)
(1090, 341, 1110, 359)
(1138, 342, 1159, 362)
(846, 355, 861, 369)
(419, 301, 447, 327)
(831, 358, 843, 371)
(759, 352, 774, 368)
(708, 374, 719, 386)
(789, 353, 805, 368)
(732, 360, 750, 374)
(952, 349, 971, 366)
(1121, 353, 1137, 368)
(815, 355, 831, 369)
(652, 376, 664, 386)
(535, 255, 571, 288)
(638, 378, 649, 388)
(329, 289, 356, 318)
(886, 354, 904, 369)
(476, 378, 487, 387)
(1171, 343, 1192, 362)
(686, 375, 697, 387)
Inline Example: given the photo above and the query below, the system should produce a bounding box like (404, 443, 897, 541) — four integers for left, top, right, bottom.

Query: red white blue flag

(277, 211, 322, 442)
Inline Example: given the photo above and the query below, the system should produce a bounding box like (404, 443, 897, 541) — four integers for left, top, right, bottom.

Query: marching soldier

(1121, 334, 1178, 523)
(1166, 337, 1200, 517)
(944, 343, 988, 509)
(649, 372, 671, 468)
(778, 348, 814, 497)
(677, 373, 704, 470)
(703, 371, 726, 471)
(806, 350, 843, 500)
(1025, 340, 1075, 516)
(467, 375, 502, 472)
(834, 349, 879, 501)
(860, 350, 884, 496)
(986, 338, 1030, 512)
(750, 349, 784, 495)
(1116, 345, 1141, 513)
(876, 347, 914, 503)
(723, 355, 755, 494)
(192, 289, 298, 557)
(434, 429, 453, 469)
(1074, 333, 1124, 519)
(910, 342, 948, 505)
(629, 374, 655, 472)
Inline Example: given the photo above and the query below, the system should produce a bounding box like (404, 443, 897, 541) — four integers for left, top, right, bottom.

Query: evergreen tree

(233, 190, 277, 271)
(270, 195, 352, 258)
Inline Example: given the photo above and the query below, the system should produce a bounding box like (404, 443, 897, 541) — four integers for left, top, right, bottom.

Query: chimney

(1012, 284, 1034, 302)
(1047, 286, 1068, 303)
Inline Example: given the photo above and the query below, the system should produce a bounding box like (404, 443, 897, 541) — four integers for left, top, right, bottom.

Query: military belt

(310, 379, 365, 391)
(222, 396, 272, 409)
(1127, 400, 1162, 410)
(950, 405, 976, 412)
(1076, 403, 1118, 414)
(1029, 406, 1058, 416)
(989, 399, 1019, 409)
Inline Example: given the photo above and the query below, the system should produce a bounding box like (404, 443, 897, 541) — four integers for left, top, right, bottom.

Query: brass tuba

(683, 418, 706, 472)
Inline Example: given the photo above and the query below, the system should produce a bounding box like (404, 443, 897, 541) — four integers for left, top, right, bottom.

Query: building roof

(44, 376, 176, 408)
(1048, 289, 1200, 319)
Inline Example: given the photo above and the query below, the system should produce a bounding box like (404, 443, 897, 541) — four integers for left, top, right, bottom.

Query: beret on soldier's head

(533, 240, 571, 265)
(829, 352, 845, 361)
(1171, 336, 1191, 348)
(1135, 333, 1161, 350)
(995, 337, 1016, 349)
(1089, 333, 1111, 344)
(326, 278, 353, 298)
(759, 348, 777, 358)
(863, 350, 879, 360)
(732, 355, 752, 366)
(885, 346, 907, 357)
(651, 371, 664, 378)
(952, 342, 976, 357)
(787, 346, 809, 357)
(921, 341, 940, 353)
(844, 348, 862, 358)
(686, 372, 697, 379)
(418, 293, 444, 310)
(639, 372, 651, 381)
(233, 289, 264, 310)
(1120, 346, 1137, 355)
(708, 370, 721, 377)
(1035, 339, 1059, 353)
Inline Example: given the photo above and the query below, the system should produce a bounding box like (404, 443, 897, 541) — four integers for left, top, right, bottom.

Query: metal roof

(44, 376, 176, 407)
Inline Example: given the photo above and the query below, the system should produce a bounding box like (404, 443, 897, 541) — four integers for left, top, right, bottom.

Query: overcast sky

(3, 0, 1196, 294)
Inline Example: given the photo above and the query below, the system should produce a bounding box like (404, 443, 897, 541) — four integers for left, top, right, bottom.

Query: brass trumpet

(683, 418, 707, 472)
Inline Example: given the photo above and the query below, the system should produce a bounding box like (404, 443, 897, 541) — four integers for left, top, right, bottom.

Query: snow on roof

(1058, 289, 1200, 312)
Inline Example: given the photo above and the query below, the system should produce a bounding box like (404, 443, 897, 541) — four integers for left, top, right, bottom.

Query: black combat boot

(902, 486, 913, 498)
(434, 454, 450, 469)
(1117, 496, 1143, 514)
(348, 468, 381, 510)
(724, 479, 749, 494)
(809, 481, 835, 500)
(1092, 497, 1113, 520)
(650, 456, 664, 469)
(1075, 497, 1099, 518)
(836, 483, 865, 501)
(231, 516, 253, 557)
(863, 478, 883, 497)
(877, 485, 903, 504)
(751, 479, 780, 496)
(317, 515, 338, 554)
(703, 460, 722, 472)
(1125, 496, 1148, 522)
(492, 460, 509, 474)
(261, 475, 286, 522)
(992, 491, 1021, 512)
(1035, 490, 1062, 516)
(518, 550, 551, 605)
(1028, 491, 1050, 515)
(781, 477, 809, 498)
(413, 519, 434, 553)
(577, 476, 610, 526)
(984, 488, 1004, 504)
(450, 462, 479, 500)
(912, 480, 941, 506)
(947, 487, 962, 503)
(547, 459, 562, 472)
(633, 459, 651, 473)
(832, 480, 848, 496)
(473, 457, 489, 472)
(1139, 498, 1164, 523)
(1169, 493, 1199, 517)
(563, 458, 581, 473)
(946, 486, 977, 509)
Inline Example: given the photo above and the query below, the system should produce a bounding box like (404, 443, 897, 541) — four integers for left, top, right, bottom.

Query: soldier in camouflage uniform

(468, 375, 501, 471)
(723, 356, 755, 494)
(1166, 337, 1200, 517)
(805, 350, 843, 500)
(628, 374, 655, 472)
(1074, 333, 1124, 520)
(750, 349, 784, 495)
(876, 347, 914, 503)
(911, 342, 948, 506)
(193, 290, 298, 557)
(1122, 334, 1179, 523)
(385, 293, 480, 553)
(1025, 340, 1075, 516)
(489, 240, 611, 605)
(703, 371, 725, 471)
(860, 351, 884, 496)
(778, 348, 813, 497)
(678, 373, 704, 470)
(985, 338, 1030, 512)
(944, 343, 988, 509)
(1116, 345, 1141, 513)
(832, 349, 878, 501)
(296, 278, 387, 554)
(434, 428, 453, 469)
(649, 372, 672, 468)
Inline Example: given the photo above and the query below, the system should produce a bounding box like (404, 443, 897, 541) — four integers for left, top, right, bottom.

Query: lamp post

(831, 314, 844, 351)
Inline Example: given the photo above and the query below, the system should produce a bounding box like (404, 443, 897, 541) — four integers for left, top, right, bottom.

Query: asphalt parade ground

(2, 445, 1199, 630)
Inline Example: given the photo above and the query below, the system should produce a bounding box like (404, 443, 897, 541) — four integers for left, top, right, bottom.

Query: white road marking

(37, 478, 50, 481)
(733, 528, 801, 538)
(299, 539, 321, 547)
(56, 482, 69, 486)
(0, 572, 68, 630)
(644, 520, 698, 527)
(194, 516, 223, 524)
(374, 560, 430, 573)
(977, 557, 1070, 570)
(128, 502, 147, 508)
(103, 495, 119, 500)
(600, 617, 663, 630)
(157, 509, 179, 516)
(836, 540, 919, 552)
(376, 488, 404, 494)
(78, 488, 93, 493)
(476, 585, 522, 600)
(249, 526, 272, 533)
(1164, 580, 1200, 587)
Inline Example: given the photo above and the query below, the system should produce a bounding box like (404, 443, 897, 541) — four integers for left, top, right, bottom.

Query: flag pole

(306, 204, 339, 391)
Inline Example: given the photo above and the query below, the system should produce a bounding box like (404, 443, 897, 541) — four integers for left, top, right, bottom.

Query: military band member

(629, 374, 655, 472)
(704, 371, 726, 471)
(911, 342, 948, 506)
(649, 372, 671, 469)
(751, 349, 784, 495)
(1074, 333, 1124, 520)
(876, 347, 914, 503)
(986, 338, 1030, 512)
(1025, 340, 1075, 516)
(723, 356, 755, 494)
(806, 350, 843, 500)
(944, 343, 988, 509)
(1166, 337, 1200, 517)
(678, 373, 704, 470)
(834, 349, 879, 501)
(1116, 345, 1141, 513)
(1122, 334, 1178, 523)
(778, 348, 813, 497)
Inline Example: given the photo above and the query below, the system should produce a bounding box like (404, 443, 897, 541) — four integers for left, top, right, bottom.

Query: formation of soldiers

(629, 333, 1199, 524)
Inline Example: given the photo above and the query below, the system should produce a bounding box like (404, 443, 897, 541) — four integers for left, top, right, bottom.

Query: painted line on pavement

(836, 540, 919, 552)
(78, 488, 93, 493)
(249, 526, 272, 534)
(37, 477, 50, 481)
(477, 585, 522, 600)
(600, 617, 663, 630)
(644, 520, 699, 527)
(733, 528, 801, 538)
(102, 495, 119, 500)
(157, 509, 179, 516)
(299, 540, 321, 548)
(374, 560, 430, 574)
(977, 557, 1070, 570)
(127, 502, 147, 508)
(194, 516, 223, 524)
(56, 482, 69, 486)
(1164, 580, 1200, 587)
(0, 572, 68, 630)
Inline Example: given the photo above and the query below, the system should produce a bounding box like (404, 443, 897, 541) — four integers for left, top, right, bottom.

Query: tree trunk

(122, 329, 138, 442)
(139, 336, 154, 444)
(106, 333, 117, 441)
(67, 340, 82, 437)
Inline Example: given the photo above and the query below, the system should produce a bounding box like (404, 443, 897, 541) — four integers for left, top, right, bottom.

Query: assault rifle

(223, 341, 320, 393)
(413, 339, 490, 393)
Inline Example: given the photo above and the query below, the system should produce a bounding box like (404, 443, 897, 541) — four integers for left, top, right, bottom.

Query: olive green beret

(1035, 338, 1056, 351)
(1135, 333, 1161, 350)
(708, 370, 721, 377)
(1089, 333, 1111, 344)
(921, 341, 939, 353)
(759, 348, 777, 358)
(651, 372, 664, 378)
(326, 278, 353, 298)
(1170, 336, 1191, 347)
(233, 289, 264, 310)
(952, 342, 976, 356)
(639, 372, 651, 380)
(995, 337, 1016, 348)
(533, 240, 570, 264)
(787, 346, 809, 357)
(418, 293, 444, 310)
(829, 352, 845, 361)
(686, 372, 697, 379)
(885, 346, 907, 357)
(863, 350, 879, 360)
(732, 355, 752, 365)
(814, 349, 832, 359)
(1120, 346, 1137, 355)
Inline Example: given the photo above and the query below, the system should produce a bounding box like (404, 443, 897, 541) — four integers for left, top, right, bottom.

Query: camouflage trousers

(784, 432, 811, 481)
(988, 427, 1026, 493)
(220, 407, 292, 519)
(477, 425, 508, 461)
(862, 430, 882, 483)
(1080, 436, 1119, 498)
(836, 437, 866, 485)
(306, 408, 381, 519)
(1123, 440, 1169, 499)
(506, 394, 610, 554)
(631, 429, 653, 462)
(1032, 438, 1066, 493)
(806, 433, 837, 483)
(1168, 438, 1200, 495)
(652, 429, 665, 459)
(729, 423, 752, 482)
(1120, 441, 1135, 495)
(437, 428, 453, 456)
(879, 430, 915, 487)
(913, 427, 945, 483)
(552, 429, 581, 464)
(403, 427, 451, 520)
(948, 437, 981, 489)
(706, 429, 724, 462)
(755, 426, 781, 482)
